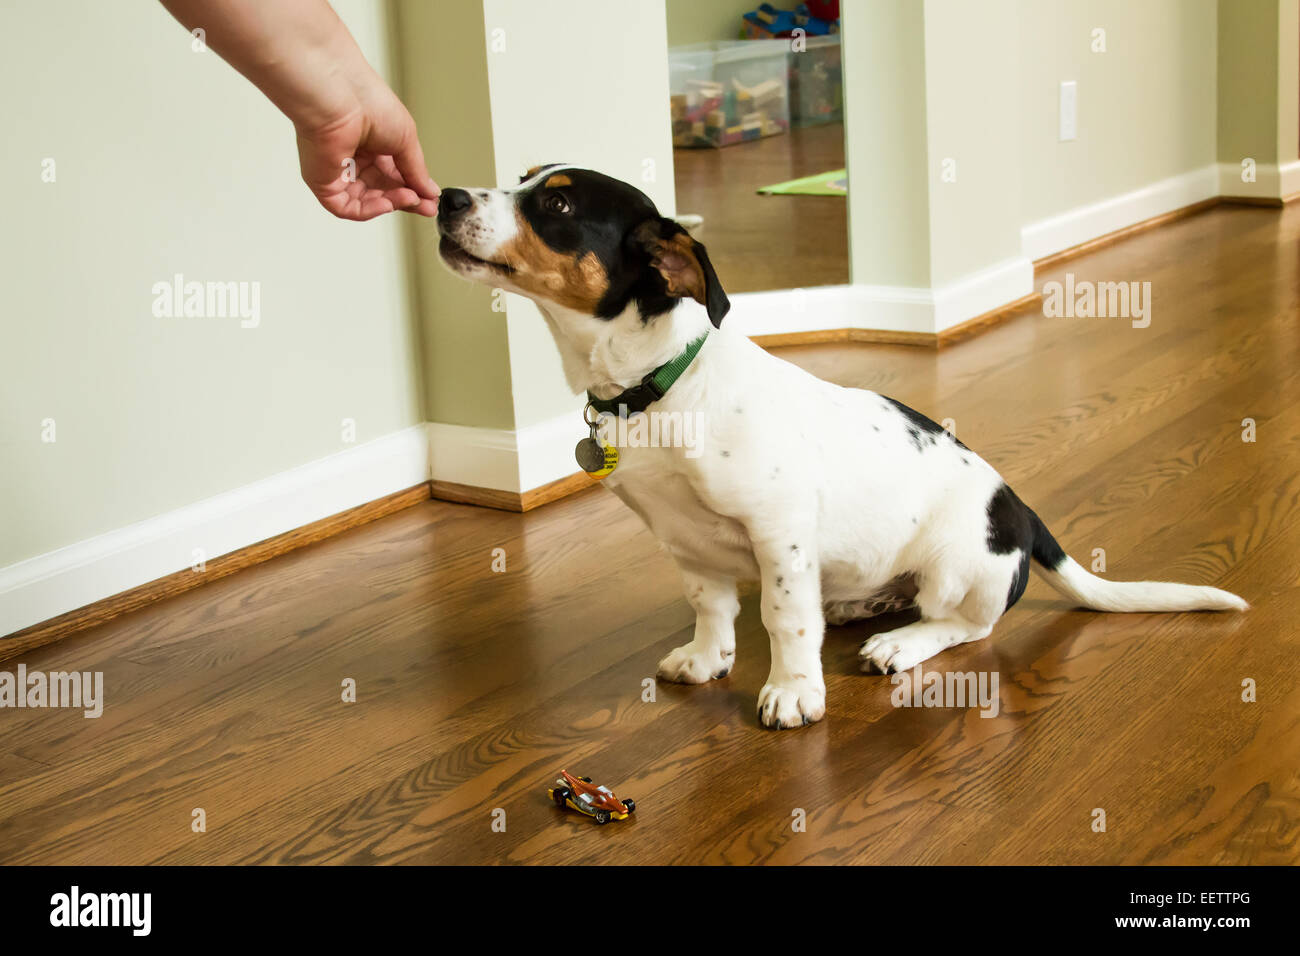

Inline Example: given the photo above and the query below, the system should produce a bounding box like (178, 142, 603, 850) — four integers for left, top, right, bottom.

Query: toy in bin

(548, 770, 636, 824)
(743, 2, 839, 39)
(671, 75, 789, 148)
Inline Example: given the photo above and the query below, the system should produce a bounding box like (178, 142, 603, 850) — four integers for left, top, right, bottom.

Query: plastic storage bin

(788, 34, 842, 126)
(669, 40, 790, 148)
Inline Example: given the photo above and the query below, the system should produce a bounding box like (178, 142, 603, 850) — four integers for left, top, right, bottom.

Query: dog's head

(436, 165, 729, 327)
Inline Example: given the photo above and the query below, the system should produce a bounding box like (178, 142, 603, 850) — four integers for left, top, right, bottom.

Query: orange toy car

(547, 770, 636, 824)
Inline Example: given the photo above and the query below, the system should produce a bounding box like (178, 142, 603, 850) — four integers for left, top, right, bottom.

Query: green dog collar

(585, 334, 708, 418)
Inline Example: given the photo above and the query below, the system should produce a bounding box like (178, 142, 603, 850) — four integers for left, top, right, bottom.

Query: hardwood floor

(1, 201, 1297, 865)
(673, 122, 849, 292)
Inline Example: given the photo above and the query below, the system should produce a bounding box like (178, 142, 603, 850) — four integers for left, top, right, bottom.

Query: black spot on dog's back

(881, 396, 968, 451)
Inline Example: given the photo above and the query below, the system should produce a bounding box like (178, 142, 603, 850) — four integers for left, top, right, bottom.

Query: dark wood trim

(430, 471, 598, 513)
(428, 479, 522, 511)
(1219, 195, 1284, 208)
(750, 328, 855, 348)
(1031, 197, 1221, 273)
(0, 483, 433, 663)
(520, 471, 598, 510)
(936, 291, 1044, 347)
(750, 292, 1043, 352)
(1033, 192, 1297, 270)
(751, 328, 936, 349)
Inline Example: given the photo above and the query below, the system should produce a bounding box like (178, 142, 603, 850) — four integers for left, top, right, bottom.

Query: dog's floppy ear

(631, 218, 730, 327)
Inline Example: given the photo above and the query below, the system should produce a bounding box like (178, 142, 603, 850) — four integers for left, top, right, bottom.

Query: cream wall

(0, 0, 420, 568)
(841, 0, 1027, 295)
(665, 0, 753, 46)
(396, 0, 678, 438)
(841, 0, 932, 288)
(392, 0, 516, 431)
(1282, 0, 1300, 166)
(922, 0, 1025, 287)
(1017, 0, 1219, 225)
(1219, 0, 1281, 165)
(842, 0, 1257, 322)
(482, 0, 677, 432)
(1218, 0, 1299, 174)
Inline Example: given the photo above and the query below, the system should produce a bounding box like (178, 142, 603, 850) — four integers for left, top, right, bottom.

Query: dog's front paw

(657, 641, 735, 684)
(757, 675, 826, 729)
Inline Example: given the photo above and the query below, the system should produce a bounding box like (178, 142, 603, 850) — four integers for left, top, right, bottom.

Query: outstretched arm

(159, 0, 439, 220)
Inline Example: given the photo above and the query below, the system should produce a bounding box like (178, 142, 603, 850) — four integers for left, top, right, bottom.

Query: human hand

(295, 77, 440, 222)
(158, 0, 439, 222)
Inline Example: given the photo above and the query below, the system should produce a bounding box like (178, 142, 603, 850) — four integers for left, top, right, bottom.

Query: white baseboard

(516, 413, 585, 491)
(1219, 159, 1300, 200)
(726, 256, 1035, 338)
(1022, 165, 1219, 262)
(932, 256, 1035, 332)
(1, 416, 587, 639)
(1285, 160, 1300, 198)
(428, 413, 582, 494)
(726, 284, 932, 338)
(427, 420, 525, 491)
(0, 425, 431, 638)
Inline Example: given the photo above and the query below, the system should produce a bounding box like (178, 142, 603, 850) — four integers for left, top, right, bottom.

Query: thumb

(296, 129, 350, 191)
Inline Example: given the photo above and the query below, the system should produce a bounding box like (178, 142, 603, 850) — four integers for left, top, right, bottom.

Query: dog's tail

(1027, 511, 1247, 612)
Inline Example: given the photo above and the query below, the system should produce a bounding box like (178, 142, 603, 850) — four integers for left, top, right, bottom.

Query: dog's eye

(545, 193, 571, 215)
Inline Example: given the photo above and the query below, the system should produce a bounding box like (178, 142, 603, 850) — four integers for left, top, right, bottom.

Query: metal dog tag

(576, 406, 618, 479)
(575, 435, 607, 472)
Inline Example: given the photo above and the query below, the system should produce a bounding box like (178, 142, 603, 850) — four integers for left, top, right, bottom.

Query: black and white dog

(437, 165, 1247, 730)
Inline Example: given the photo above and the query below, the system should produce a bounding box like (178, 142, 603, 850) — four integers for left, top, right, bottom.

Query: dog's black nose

(439, 188, 473, 220)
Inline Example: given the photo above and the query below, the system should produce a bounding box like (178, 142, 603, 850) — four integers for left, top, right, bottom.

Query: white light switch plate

(1059, 80, 1077, 141)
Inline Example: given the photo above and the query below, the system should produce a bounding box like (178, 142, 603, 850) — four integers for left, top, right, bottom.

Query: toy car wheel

(622, 798, 636, 813)
(553, 788, 570, 807)
(593, 809, 610, 824)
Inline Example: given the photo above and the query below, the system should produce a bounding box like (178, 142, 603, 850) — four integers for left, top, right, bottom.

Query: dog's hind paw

(757, 676, 826, 729)
(859, 634, 932, 674)
(657, 642, 734, 685)
(859, 618, 990, 673)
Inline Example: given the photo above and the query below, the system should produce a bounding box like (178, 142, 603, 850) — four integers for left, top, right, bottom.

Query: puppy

(436, 165, 1247, 729)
